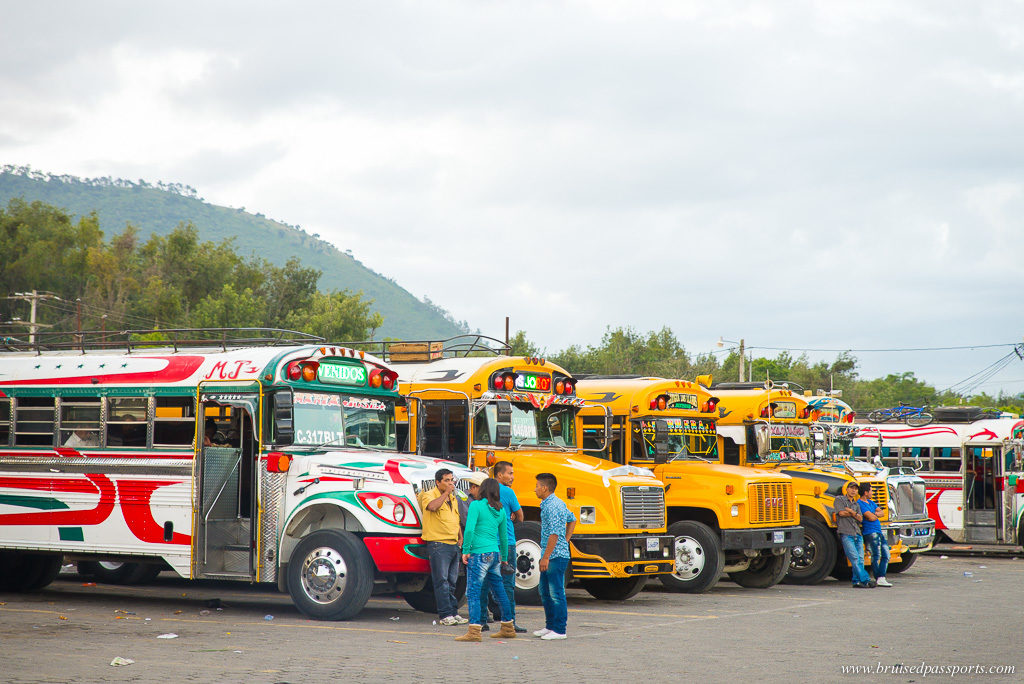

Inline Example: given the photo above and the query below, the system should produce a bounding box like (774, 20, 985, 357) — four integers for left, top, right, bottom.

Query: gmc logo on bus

(764, 497, 784, 508)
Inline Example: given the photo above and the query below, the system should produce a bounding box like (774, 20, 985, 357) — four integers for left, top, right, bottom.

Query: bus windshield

(636, 417, 718, 461)
(293, 391, 397, 450)
(475, 402, 577, 449)
(750, 423, 811, 463)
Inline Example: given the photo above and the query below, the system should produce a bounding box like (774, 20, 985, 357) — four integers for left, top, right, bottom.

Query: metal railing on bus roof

(1, 327, 325, 354)
(344, 334, 511, 362)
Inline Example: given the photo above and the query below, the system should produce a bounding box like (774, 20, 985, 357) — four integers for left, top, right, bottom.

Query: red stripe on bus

(116, 479, 191, 545)
(0, 355, 205, 386)
(0, 474, 116, 525)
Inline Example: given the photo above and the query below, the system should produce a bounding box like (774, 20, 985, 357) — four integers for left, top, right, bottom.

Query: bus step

(216, 544, 252, 553)
(201, 571, 253, 579)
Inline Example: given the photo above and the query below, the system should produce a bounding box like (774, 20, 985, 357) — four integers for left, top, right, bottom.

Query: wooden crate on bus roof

(388, 341, 443, 362)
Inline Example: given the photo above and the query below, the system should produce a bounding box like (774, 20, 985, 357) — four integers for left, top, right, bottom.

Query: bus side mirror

(273, 391, 294, 446)
(654, 419, 670, 464)
(494, 400, 512, 448)
(754, 424, 770, 458)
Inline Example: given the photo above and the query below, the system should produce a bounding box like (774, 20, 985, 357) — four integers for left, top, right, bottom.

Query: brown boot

(454, 624, 482, 642)
(490, 621, 517, 639)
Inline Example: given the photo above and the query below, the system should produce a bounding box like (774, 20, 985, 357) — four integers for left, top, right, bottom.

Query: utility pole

(4, 290, 61, 343)
(738, 338, 745, 382)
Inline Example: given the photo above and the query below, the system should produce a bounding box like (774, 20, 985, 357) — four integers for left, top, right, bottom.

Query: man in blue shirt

(487, 461, 525, 632)
(858, 483, 891, 587)
(535, 472, 576, 641)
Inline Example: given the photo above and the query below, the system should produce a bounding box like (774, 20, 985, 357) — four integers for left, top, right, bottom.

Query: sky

(1, 1, 1023, 396)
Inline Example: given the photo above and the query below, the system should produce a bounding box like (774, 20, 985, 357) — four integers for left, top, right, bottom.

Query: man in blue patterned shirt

(534, 472, 576, 641)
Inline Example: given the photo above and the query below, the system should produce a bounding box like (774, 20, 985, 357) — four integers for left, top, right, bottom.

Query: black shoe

(480, 622, 490, 632)
(867, 580, 877, 588)
(514, 625, 527, 634)
(852, 583, 867, 588)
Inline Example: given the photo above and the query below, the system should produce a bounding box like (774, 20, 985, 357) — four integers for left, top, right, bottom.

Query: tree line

(508, 327, 1024, 415)
(0, 198, 382, 342)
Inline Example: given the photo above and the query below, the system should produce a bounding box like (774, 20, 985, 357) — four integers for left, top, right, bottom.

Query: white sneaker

(533, 628, 552, 637)
(876, 577, 892, 587)
(540, 631, 567, 640)
(452, 614, 469, 624)
(439, 616, 459, 626)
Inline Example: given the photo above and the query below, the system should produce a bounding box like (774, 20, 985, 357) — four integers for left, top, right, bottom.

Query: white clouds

(1, 1, 1023, 391)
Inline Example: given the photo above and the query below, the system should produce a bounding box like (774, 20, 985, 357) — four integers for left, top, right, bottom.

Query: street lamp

(716, 336, 746, 382)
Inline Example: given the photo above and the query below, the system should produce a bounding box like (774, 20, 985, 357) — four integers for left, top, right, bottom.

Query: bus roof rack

(932, 406, 1004, 423)
(345, 335, 511, 362)
(710, 381, 788, 390)
(1, 328, 326, 354)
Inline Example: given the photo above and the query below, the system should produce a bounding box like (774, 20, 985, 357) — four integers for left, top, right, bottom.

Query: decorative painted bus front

(0, 338, 473, 620)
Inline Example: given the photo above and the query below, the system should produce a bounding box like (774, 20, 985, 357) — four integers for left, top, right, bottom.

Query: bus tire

(784, 519, 836, 585)
(286, 529, 374, 621)
(867, 410, 886, 423)
(513, 521, 545, 605)
(78, 561, 162, 585)
(729, 549, 791, 589)
(830, 551, 854, 580)
(658, 521, 724, 594)
(887, 552, 918, 574)
(1, 552, 63, 592)
(905, 412, 933, 427)
(579, 576, 647, 601)
(401, 573, 467, 614)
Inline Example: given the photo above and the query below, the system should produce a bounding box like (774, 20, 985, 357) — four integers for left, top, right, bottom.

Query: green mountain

(0, 166, 468, 340)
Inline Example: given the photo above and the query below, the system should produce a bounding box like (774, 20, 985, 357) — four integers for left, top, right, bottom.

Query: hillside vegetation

(0, 166, 467, 340)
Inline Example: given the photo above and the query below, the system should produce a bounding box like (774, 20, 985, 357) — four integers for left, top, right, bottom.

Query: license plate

(646, 538, 660, 552)
(773, 531, 785, 544)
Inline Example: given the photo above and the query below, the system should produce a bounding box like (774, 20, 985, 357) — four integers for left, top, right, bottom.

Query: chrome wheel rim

(672, 535, 706, 581)
(515, 538, 543, 591)
(300, 546, 348, 605)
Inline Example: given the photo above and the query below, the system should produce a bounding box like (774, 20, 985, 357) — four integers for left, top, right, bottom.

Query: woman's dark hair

(479, 478, 502, 510)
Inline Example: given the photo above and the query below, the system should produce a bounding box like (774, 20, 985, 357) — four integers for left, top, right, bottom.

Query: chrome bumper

(883, 519, 935, 552)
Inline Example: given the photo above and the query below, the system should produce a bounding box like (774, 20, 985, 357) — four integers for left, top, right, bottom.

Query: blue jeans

(426, 541, 460, 619)
(864, 532, 890, 579)
(466, 552, 511, 626)
(539, 556, 569, 635)
(480, 544, 517, 624)
(840, 533, 871, 586)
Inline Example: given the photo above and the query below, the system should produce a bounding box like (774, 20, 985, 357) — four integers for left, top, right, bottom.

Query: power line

(743, 343, 1019, 353)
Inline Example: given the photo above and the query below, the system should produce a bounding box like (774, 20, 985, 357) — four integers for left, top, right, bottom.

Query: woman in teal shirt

(455, 478, 514, 642)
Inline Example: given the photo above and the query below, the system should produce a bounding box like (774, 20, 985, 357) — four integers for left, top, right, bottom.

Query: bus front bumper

(884, 518, 935, 552)
(721, 526, 804, 551)
(570, 535, 676, 578)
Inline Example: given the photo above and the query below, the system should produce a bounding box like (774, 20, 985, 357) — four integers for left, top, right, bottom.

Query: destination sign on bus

(514, 372, 551, 392)
(318, 362, 367, 387)
(641, 417, 715, 436)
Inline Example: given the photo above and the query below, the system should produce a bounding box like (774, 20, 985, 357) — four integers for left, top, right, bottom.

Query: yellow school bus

(360, 338, 675, 603)
(576, 377, 801, 592)
(709, 380, 904, 584)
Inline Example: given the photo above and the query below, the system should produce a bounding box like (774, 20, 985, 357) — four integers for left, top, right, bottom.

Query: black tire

(830, 554, 853, 581)
(512, 521, 545, 605)
(286, 529, 374, 621)
(887, 552, 918, 574)
(657, 521, 724, 593)
(729, 549, 791, 589)
(867, 410, 887, 424)
(579, 576, 647, 601)
(784, 518, 837, 585)
(401, 572, 467, 614)
(905, 412, 933, 427)
(78, 561, 162, 585)
(0, 552, 63, 592)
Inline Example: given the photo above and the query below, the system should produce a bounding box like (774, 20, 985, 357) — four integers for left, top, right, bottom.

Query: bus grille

(869, 481, 888, 520)
(621, 486, 665, 529)
(892, 482, 926, 519)
(748, 482, 794, 524)
(419, 478, 472, 496)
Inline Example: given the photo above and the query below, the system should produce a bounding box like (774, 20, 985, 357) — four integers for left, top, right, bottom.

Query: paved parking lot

(1, 555, 1021, 682)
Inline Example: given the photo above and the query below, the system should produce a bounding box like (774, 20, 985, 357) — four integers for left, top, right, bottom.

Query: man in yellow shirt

(418, 468, 467, 626)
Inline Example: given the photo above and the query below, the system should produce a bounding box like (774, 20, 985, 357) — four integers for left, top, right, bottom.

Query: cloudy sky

(2, 1, 1022, 395)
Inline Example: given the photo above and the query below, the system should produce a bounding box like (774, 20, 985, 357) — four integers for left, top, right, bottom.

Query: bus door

(963, 444, 1002, 543)
(196, 387, 260, 578)
(418, 399, 469, 466)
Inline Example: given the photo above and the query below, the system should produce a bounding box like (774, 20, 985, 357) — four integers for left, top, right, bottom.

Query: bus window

(881, 446, 898, 468)
(933, 446, 960, 472)
(580, 416, 607, 458)
(474, 404, 496, 446)
(15, 396, 55, 446)
(154, 396, 196, 447)
(60, 396, 101, 447)
(107, 397, 148, 447)
(0, 397, 9, 446)
(419, 401, 468, 463)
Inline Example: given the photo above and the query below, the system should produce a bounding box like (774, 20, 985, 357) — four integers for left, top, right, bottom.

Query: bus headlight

(579, 506, 596, 525)
(731, 505, 739, 517)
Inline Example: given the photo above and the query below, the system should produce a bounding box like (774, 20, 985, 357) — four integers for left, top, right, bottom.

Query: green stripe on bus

(0, 494, 71, 510)
(59, 527, 85, 541)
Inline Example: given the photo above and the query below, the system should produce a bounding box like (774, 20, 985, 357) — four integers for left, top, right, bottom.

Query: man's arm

(564, 519, 576, 544)
(424, 489, 450, 512)
(539, 533, 558, 571)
